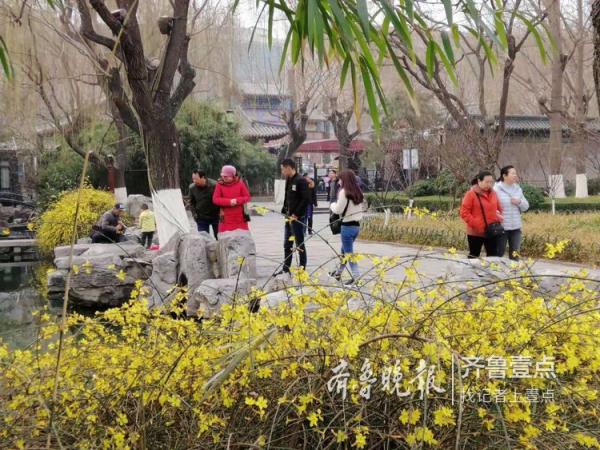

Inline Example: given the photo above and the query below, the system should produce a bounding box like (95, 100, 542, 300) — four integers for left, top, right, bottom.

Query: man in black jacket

(189, 170, 220, 239)
(275, 159, 310, 275)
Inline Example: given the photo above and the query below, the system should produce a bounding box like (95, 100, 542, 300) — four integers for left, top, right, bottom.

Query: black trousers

(141, 231, 154, 248)
(467, 235, 499, 258)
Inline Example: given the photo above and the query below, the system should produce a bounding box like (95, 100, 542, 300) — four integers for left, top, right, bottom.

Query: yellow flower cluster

(36, 185, 131, 253)
(0, 260, 598, 448)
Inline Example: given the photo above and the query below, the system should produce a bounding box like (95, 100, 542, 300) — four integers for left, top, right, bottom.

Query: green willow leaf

(0, 37, 12, 79)
(384, 39, 419, 115)
(440, 31, 455, 65)
(329, 0, 355, 51)
(514, 12, 547, 64)
(359, 57, 380, 136)
(442, 0, 453, 26)
(434, 41, 457, 85)
(494, 10, 508, 50)
(379, 0, 414, 62)
(426, 40, 435, 81)
(357, 0, 370, 42)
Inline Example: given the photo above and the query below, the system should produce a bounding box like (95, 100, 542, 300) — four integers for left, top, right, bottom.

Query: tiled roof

(471, 115, 600, 133)
(237, 82, 290, 97)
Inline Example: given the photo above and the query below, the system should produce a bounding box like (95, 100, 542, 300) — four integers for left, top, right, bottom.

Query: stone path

(188, 202, 600, 285)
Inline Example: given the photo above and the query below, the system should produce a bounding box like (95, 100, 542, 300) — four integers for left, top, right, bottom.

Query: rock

(178, 233, 218, 290)
(77, 237, 92, 245)
(119, 257, 153, 280)
(54, 243, 93, 259)
(126, 194, 153, 220)
(152, 251, 178, 285)
(217, 230, 257, 280)
(188, 279, 255, 317)
(48, 242, 149, 306)
(81, 242, 145, 258)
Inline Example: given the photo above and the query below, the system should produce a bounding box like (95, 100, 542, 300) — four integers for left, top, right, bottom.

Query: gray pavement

(189, 202, 600, 285)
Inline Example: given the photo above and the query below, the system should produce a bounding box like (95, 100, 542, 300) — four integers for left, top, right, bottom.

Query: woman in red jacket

(212, 165, 251, 233)
(460, 170, 504, 258)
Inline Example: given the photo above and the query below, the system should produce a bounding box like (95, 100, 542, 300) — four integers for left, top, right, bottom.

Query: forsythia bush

(0, 259, 599, 449)
(36, 187, 118, 253)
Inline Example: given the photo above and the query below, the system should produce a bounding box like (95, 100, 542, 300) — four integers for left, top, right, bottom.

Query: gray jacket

(494, 182, 529, 231)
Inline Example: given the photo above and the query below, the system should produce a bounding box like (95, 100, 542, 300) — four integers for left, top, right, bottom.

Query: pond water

(0, 262, 61, 350)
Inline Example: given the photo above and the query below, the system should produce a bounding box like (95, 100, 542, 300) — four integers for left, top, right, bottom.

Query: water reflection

(0, 263, 58, 350)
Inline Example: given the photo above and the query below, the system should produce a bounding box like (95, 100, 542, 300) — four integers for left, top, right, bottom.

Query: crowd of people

(90, 162, 530, 286)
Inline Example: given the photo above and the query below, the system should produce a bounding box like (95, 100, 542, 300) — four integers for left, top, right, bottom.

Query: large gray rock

(179, 232, 218, 289)
(54, 243, 93, 259)
(188, 279, 255, 317)
(48, 242, 150, 306)
(217, 230, 257, 280)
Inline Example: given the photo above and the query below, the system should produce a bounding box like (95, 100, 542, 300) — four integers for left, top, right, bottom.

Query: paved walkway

(190, 202, 600, 284)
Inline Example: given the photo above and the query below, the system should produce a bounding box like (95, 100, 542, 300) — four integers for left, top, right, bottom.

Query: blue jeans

(338, 225, 360, 279)
(303, 205, 314, 236)
(283, 217, 306, 271)
(196, 219, 219, 239)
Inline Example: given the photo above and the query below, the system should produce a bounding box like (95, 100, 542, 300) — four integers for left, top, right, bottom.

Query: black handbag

(329, 200, 350, 235)
(475, 193, 505, 238)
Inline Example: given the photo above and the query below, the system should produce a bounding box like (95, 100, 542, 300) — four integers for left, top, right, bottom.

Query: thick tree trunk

(145, 121, 189, 245)
(546, 0, 566, 198)
(110, 102, 128, 203)
(575, 0, 589, 197)
(594, 0, 600, 115)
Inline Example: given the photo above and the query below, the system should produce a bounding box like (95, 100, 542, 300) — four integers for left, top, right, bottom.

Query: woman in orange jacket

(459, 170, 504, 258)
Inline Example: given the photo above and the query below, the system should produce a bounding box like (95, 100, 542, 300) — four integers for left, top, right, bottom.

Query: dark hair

(498, 165, 515, 182)
(302, 173, 309, 177)
(328, 169, 337, 174)
(338, 170, 364, 204)
(471, 170, 494, 186)
(193, 170, 206, 178)
(281, 159, 296, 169)
(141, 203, 149, 210)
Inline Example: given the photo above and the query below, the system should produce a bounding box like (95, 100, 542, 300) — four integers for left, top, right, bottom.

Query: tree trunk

(110, 103, 128, 203)
(574, 0, 589, 197)
(594, 0, 600, 116)
(145, 121, 189, 246)
(546, 0, 566, 198)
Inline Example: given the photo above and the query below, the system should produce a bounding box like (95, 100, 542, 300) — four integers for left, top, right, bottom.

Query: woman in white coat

(494, 165, 529, 260)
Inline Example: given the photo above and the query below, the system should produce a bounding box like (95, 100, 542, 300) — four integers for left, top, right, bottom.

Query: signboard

(402, 149, 419, 170)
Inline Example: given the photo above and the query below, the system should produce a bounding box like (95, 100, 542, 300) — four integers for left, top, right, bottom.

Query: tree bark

(328, 101, 360, 172)
(546, 0, 566, 198)
(594, 0, 600, 117)
(78, 0, 196, 244)
(276, 100, 309, 178)
(574, 0, 588, 197)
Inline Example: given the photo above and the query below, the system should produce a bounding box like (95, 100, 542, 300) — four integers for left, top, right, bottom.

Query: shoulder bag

(329, 200, 350, 235)
(475, 193, 504, 238)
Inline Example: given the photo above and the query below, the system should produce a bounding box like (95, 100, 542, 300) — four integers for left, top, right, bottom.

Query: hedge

(365, 193, 600, 214)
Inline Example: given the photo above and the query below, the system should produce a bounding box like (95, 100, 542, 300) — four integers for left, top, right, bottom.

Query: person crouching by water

(91, 203, 126, 244)
(212, 165, 251, 234)
(459, 171, 504, 259)
(138, 203, 156, 249)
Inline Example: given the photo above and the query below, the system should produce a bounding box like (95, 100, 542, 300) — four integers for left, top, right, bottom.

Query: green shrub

(521, 183, 545, 209)
(407, 179, 436, 197)
(588, 178, 600, 196)
(36, 151, 107, 211)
